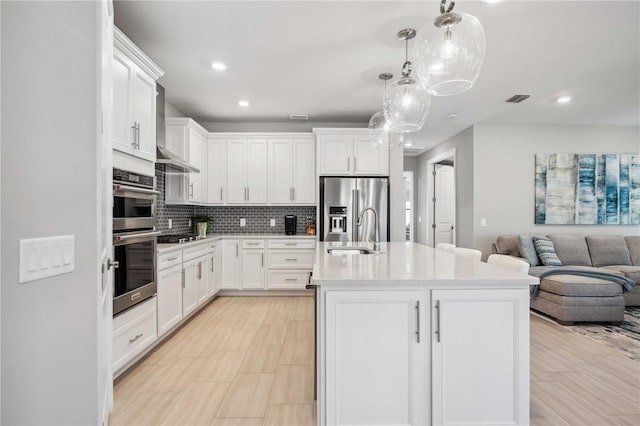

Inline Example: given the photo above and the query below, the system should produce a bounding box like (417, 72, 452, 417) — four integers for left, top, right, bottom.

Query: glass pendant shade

(368, 110, 390, 149)
(383, 76, 431, 133)
(414, 12, 486, 96)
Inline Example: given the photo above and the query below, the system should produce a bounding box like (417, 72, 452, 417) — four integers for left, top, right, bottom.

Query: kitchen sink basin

(327, 247, 374, 255)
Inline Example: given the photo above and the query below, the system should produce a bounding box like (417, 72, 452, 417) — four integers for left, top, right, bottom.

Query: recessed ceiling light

(211, 62, 227, 71)
(481, 0, 503, 3)
(404, 142, 413, 147)
(238, 100, 250, 107)
(556, 95, 572, 104)
(448, 113, 460, 119)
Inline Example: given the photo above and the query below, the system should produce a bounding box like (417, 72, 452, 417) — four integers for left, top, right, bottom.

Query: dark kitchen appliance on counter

(320, 177, 389, 243)
(157, 234, 202, 244)
(285, 215, 297, 235)
(113, 168, 160, 316)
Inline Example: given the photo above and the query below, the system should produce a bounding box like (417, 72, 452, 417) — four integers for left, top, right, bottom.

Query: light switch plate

(19, 235, 75, 283)
(270, 218, 276, 227)
(240, 218, 246, 227)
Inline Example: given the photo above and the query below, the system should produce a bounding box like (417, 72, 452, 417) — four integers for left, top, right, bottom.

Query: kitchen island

(311, 242, 538, 426)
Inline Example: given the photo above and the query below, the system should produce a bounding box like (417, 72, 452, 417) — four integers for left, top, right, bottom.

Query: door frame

(403, 171, 414, 241)
(425, 148, 456, 247)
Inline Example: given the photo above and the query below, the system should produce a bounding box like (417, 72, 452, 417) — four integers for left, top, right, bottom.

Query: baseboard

(219, 289, 312, 297)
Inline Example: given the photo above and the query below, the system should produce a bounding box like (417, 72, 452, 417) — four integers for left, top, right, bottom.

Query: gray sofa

(493, 234, 639, 325)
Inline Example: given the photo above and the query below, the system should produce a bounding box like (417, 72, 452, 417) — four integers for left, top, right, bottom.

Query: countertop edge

(158, 234, 317, 253)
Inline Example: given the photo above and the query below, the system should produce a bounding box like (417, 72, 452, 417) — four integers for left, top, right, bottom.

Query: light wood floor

(111, 296, 640, 426)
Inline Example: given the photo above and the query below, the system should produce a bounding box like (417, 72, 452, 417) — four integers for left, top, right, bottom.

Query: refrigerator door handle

(351, 189, 358, 242)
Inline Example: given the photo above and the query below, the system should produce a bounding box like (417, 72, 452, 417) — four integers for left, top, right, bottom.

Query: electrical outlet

(270, 218, 276, 227)
(240, 218, 246, 227)
(168, 219, 173, 229)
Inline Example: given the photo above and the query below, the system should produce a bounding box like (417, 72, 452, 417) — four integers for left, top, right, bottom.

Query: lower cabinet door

(242, 250, 266, 289)
(157, 264, 183, 336)
(207, 251, 217, 296)
(112, 299, 157, 372)
(324, 290, 429, 426)
(431, 288, 529, 426)
(221, 240, 240, 289)
(196, 255, 208, 305)
(182, 258, 199, 316)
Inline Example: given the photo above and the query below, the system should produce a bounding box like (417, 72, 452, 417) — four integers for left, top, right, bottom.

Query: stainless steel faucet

(357, 207, 380, 252)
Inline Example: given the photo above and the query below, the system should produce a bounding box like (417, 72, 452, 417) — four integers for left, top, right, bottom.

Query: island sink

(327, 246, 374, 255)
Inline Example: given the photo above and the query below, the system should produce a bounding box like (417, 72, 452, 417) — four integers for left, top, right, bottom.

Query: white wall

(389, 135, 405, 241)
(1, 2, 101, 424)
(403, 156, 419, 241)
(473, 123, 640, 255)
(165, 100, 186, 118)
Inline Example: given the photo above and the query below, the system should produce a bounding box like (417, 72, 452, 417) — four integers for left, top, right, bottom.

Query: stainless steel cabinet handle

(167, 256, 178, 261)
(136, 123, 141, 149)
(261, 253, 264, 267)
(129, 333, 143, 344)
(247, 242, 260, 246)
(197, 262, 202, 279)
(292, 187, 295, 201)
(247, 187, 250, 200)
(220, 187, 223, 201)
(285, 278, 298, 282)
(210, 257, 214, 272)
(181, 269, 185, 288)
(284, 243, 297, 246)
(236, 243, 239, 257)
(435, 300, 441, 342)
(415, 301, 421, 343)
(347, 157, 350, 171)
(189, 183, 194, 198)
(131, 123, 137, 147)
(284, 258, 298, 261)
(354, 157, 357, 171)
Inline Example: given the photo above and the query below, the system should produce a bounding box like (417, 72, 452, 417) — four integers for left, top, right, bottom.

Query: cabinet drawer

(208, 241, 219, 252)
(157, 250, 182, 271)
(268, 250, 314, 269)
(242, 239, 265, 249)
(113, 302, 157, 372)
(268, 271, 312, 289)
(268, 239, 316, 249)
(183, 242, 209, 261)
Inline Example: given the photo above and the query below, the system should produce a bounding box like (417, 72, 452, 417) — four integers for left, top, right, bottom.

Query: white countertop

(312, 242, 539, 287)
(157, 233, 317, 253)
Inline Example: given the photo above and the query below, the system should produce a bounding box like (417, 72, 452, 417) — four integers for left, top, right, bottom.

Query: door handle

(354, 157, 357, 171)
(236, 243, 239, 257)
(435, 300, 441, 342)
(190, 182, 194, 198)
(107, 258, 120, 270)
(261, 253, 264, 267)
(198, 262, 202, 279)
(247, 187, 250, 201)
(181, 269, 185, 288)
(210, 257, 214, 272)
(220, 187, 223, 201)
(292, 187, 295, 201)
(415, 300, 420, 343)
(136, 122, 141, 149)
(129, 333, 143, 344)
(131, 123, 137, 147)
(347, 157, 350, 171)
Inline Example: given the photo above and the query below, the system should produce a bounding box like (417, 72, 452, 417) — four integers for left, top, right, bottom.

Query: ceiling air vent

(505, 94, 530, 103)
(289, 113, 309, 121)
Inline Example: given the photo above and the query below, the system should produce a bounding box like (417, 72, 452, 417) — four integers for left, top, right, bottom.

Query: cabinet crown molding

(313, 128, 368, 135)
(114, 26, 164, 81)
(209, 132, 315, 140)
(166, 117, 209, 135)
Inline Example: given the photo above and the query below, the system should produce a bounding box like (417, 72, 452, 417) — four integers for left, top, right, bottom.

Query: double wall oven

(113, 168, 160, 315)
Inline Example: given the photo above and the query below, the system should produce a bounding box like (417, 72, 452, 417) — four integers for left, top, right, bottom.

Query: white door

(268, 139, 294, 203)
(206, 139, 226, 204)
(434, 164, 455, 246)
(221, 240, 240, 289)
(431, 289, 529, 425)
(99, 2, 114, 424)
(226, 140, 247, 203)
(246, 139, 268, 203)
(196, 256, 208, 304)
(292, 139, 316, 204)
(318, 135, 352, 175)
(242, 250, 266, 289)
(130, 67, 156, 161)
(112, 49, 133, 154)
(324, 290, 429, 426)
(187, 129, 203, 202)
(182, 259, 199, 316)
(354, 135, 388, 175)
(157, 264, 183, 336)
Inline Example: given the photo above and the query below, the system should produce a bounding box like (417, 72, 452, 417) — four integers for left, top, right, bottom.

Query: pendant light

(384, 29, 431, 134)
(414, 0, 486, 96)
(368, 72, 394, 149)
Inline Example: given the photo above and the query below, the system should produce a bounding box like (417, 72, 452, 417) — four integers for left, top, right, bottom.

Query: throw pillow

(586, 236, 632, 267)
(518, 234, 540, 266)
(533, 236, 562, 266)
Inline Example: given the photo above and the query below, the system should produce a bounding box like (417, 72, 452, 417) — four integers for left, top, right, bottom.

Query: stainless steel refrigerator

(320, 177, 389, 243)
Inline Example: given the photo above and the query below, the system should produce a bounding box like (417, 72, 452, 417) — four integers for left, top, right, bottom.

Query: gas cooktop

(157, 234, 202, 244)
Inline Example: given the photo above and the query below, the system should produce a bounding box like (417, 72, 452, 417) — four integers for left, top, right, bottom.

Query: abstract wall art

(535, 154, 640, 225)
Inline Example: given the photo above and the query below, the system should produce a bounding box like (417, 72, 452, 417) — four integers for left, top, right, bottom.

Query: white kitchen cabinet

(156, 263, 183, 337)
(241, 249, 266, 289)
(226, 139, 268, 204)
(195, 254, 208, 305)
(206, 139, 226, 204)
(182, 257, 199, 316)
(165, 118, 208, 204)
(324, 290, 429, 425)
(221, 240, 241, 289)
(431, 288, 529, 426)
(112, 28, 163, 163)
(206, 248, 220, 296)
(315, 129, 389, 176)
(268, 139, 315, 204)
(112, 297, 157, 373)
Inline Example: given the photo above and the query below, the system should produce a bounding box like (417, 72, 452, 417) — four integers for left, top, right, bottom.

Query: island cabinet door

(431, 288, 529, 426)
(324, 290, 429, 426)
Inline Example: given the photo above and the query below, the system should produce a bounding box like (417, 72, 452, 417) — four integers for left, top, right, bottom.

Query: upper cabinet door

(268, 139, 294, 204)
(226, 140, 247, 204)
(246, 139, 268, 203)
(187, 129, 203, 202)
(112, 50, 134, 154)
(354, 135, 388, 176)
(131, 68, 156, 162)
(292, 139, 316, 204)
(206, 139, 226, 204)
(318, 135, 353, 175)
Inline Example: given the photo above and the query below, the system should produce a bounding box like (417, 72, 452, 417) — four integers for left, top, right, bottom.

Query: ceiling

(114, 1, 640, 153)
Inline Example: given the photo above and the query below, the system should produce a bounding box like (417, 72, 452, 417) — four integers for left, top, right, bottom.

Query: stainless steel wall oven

(112, 168, 159, 315)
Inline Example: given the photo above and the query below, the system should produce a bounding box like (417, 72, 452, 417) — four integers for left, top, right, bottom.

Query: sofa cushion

(533, 236, 562, 266)
(587, 236, 632, 267)
(518, 235, 540, 266)
(495, 235, 520, 257)
(601, 265, 640, 284)
(548, 234, 592, 266)
(626, 236, 640, 266)
(539, 274, 623, 297)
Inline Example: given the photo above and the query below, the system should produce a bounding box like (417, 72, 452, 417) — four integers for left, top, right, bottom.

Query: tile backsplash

(156, 166, 316, 235)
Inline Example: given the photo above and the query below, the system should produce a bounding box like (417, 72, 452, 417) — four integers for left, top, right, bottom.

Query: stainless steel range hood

(155, 84, 200, 173)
